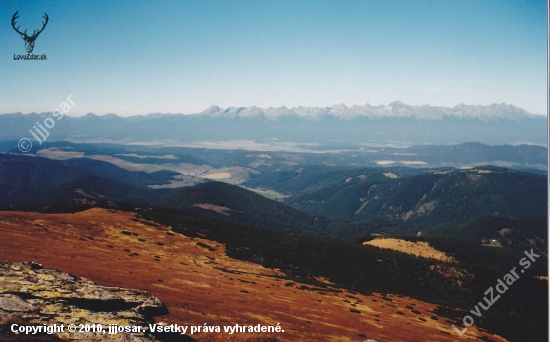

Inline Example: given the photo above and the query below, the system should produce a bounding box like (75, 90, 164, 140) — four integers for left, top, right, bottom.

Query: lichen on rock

(0, 261, 167, 341)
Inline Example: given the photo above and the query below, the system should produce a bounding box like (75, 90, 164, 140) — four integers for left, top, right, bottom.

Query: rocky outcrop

(0, 261, 167, 341)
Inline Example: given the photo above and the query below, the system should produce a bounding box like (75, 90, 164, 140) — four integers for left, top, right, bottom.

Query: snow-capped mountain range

(197, 102, 540, 121)
(0, 102, 546, 146)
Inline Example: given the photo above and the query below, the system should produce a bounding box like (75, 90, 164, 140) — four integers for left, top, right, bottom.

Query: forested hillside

(283, 166, 546, 227)
(424, 217, 547, 255)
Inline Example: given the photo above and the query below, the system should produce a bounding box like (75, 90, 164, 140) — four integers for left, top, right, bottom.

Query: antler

(30, 13, 49, 38)
(11, 11, 26, 37)
(12, 11, 49, 53)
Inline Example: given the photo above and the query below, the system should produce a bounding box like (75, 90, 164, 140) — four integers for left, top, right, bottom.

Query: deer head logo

(11, 11, 49, 54)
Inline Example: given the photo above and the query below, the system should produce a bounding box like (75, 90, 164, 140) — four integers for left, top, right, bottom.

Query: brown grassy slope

(0, 209, 506, 342)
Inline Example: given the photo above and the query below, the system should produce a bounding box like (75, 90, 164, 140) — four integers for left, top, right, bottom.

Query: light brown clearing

(116, 153, 178, 159)
(382, 172, 400, 178)
(254, 154, 272, 159)
(376, 160, 396, 165)
(399, 161, 427, 165)
(193, 203, 234, 216)
(243, 187, 290, 201)
(36, 148, 85, 160)
(0, 209, 504, 342)
(481, 240, 503, 248)
(201, 172, 232, 180)
(364, 238, 454, 263)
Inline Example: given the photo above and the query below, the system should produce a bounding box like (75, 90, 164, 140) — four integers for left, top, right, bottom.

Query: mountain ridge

(1, 102, 545, 146)
(1, 102, 544, 120)
(199, 102, 541, 121)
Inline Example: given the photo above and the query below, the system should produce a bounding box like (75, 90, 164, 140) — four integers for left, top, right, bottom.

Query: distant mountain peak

(198, 105, 224, 116)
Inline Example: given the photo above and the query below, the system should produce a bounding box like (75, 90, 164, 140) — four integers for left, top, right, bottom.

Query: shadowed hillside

(0, 154, 178, 209)
(43, 175, 174, 206)
(156, 181, 331, 234)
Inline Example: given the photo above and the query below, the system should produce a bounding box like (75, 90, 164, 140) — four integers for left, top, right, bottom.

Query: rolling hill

(44, 175, 174, 206)
(0, 154, 178, 209)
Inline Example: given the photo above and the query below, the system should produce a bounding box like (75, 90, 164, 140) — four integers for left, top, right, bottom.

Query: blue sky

(0, 0, 547, 116)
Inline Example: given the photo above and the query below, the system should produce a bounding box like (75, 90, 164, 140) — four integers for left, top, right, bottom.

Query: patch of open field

(36, 148, 86, 160)
(243, 187, 290, 201)
(382, 172, 400, 179)
(363, 238, 454, 263)
(193, 203, 234, 216)
(376, 160, 427, 166)
(481, 239, 503, 248)
(375, 160, 396, 165)
(201, 172, 231, 180)
(116, 153, 178, 159)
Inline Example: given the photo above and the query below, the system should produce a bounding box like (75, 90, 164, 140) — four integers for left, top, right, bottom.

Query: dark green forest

(273, 166, 546, 227)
